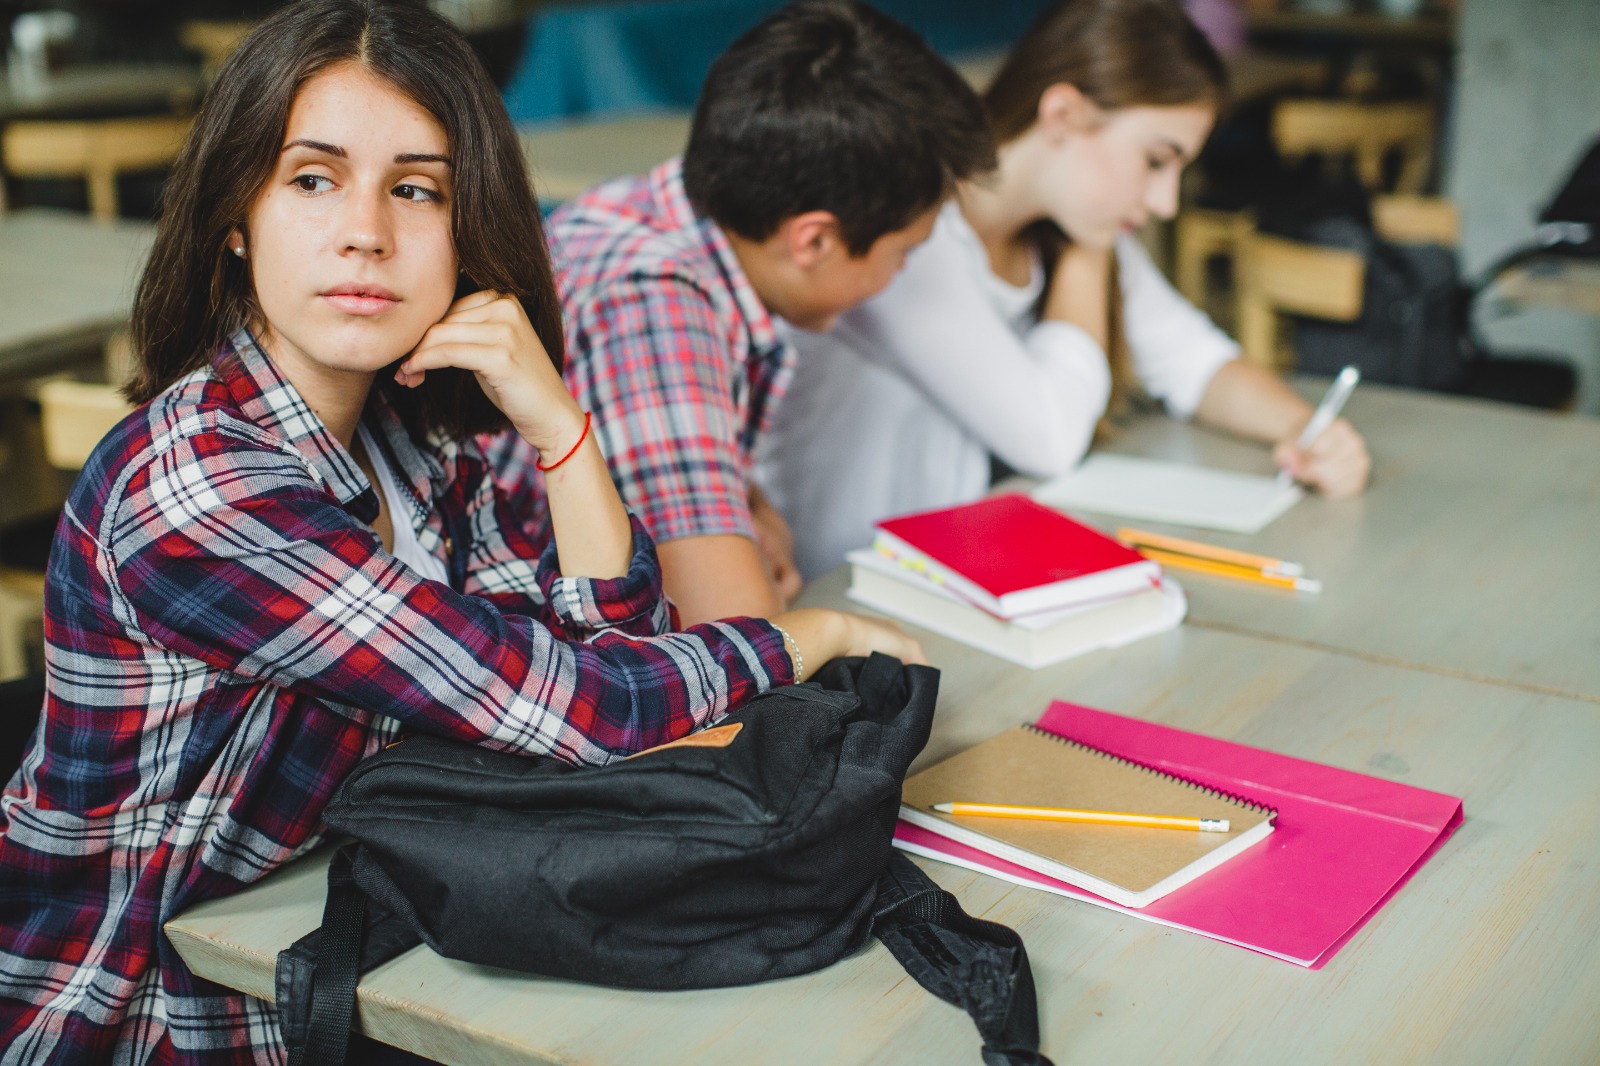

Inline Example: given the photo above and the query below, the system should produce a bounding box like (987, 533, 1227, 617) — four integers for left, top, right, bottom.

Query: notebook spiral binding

(1021, 723, 1279, 821)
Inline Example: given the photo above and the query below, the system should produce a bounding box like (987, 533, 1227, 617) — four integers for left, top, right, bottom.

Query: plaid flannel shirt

(0, 330, 790, 1064)
(489, 158, 795, 546)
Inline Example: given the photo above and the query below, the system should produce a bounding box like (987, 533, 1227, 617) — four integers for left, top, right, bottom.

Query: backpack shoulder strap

(873, 851, 1055, 1066)
(282, 847, 1054, 1066)
(276, 845, 422, 1065)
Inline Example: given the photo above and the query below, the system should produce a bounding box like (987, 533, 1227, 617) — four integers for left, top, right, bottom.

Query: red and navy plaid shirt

(0, 330, 791, 1064)
(488, 158, 796, 546)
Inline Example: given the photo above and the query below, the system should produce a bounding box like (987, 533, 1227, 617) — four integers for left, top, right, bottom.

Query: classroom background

(0, 1, 1597, 1062)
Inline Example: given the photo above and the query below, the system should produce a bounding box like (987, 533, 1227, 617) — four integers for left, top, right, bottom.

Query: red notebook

(894, 701, 1464, 968)
(873, 494, 1159, 618)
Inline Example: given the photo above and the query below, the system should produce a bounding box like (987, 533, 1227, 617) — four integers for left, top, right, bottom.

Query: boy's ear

(780, 210, 846, 271)
(1037, 82, 1100, 142)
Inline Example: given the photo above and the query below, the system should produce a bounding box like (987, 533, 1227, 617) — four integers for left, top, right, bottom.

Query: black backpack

(1258, 178, 1577, 409)
(277, 655, 1054, 1066)
(1254, 178, 1469, 392)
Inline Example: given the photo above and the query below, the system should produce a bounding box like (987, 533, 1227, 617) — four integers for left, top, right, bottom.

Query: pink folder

(895, 701, 1463, 968)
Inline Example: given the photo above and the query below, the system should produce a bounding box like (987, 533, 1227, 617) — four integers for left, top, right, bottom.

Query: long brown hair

(984, 0, 1226, 426)
(127, 0, 561, 441)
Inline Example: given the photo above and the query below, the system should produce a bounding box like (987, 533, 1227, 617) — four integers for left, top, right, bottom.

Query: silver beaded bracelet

(775, 625, 804, 683)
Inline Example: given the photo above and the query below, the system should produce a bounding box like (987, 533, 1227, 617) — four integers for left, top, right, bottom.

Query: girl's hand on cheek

(397, 290, 585, 454)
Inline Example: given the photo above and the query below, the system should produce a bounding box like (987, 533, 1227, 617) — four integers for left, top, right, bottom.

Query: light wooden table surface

(519, 113, 691, 205)
(0, 63, 199, 121)
(164, 386, 1600, 1064)
(1075, 381, 1600, 703)
(166, 618, 1600, 1066)
(0, 208, 154, 381)
(514, 51, 1328, 208)
(1494, 258, 1600, 318)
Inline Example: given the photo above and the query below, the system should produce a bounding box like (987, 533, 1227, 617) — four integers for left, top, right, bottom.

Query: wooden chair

(1233, 193, 1458, 370)
(1174, 99, 1439, 316)
(0, 380, 131, 680)
(1272, 99, 1438, 195)
(1370, 193, 1460, 246)
(1233, 229, 1366, 370)
(0, 114, 193, 221)
(1174, 207, 1253, 317)
(180, 20, 255, 86)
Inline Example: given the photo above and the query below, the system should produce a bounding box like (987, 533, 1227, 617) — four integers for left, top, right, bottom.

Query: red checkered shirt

(0, 330, 791, 1064)
(490, 158, 795, 547)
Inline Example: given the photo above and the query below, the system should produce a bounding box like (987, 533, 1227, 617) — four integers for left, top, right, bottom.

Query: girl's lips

(322, 292, 399, 316)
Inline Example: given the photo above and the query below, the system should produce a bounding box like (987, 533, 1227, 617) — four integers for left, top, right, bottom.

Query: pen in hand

(1278, 365, 1361, 487)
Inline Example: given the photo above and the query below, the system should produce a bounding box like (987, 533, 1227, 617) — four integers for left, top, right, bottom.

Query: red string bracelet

(536, 410, 592, 472)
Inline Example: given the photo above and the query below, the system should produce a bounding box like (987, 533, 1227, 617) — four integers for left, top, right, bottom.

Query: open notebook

(899, 724, 1276, 908)
(1032, 454, 1304, 534)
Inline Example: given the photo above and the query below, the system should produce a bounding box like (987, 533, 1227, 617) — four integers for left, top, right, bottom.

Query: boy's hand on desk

(749, 486, 803, 606)
(1274, 417, 1370, 499)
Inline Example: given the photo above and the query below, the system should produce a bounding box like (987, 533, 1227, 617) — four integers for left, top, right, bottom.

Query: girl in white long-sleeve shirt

(757, 0, 1370, 580)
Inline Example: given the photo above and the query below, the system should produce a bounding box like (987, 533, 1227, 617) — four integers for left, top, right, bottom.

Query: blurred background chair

(0, 114, 193, 222)
(1272, 98, 1437, 195)
(0, 377, 131, 680)
(1175, 97, 1440, 318)
(1234, 229, 1366, 370)
(0, 671, 46, 783)
(178, 20, 255, 86)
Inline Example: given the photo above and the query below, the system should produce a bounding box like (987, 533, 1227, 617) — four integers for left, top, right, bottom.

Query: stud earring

(231, 245, 246, 258)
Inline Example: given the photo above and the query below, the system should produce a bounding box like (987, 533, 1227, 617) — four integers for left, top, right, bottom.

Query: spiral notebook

(898, 724, 1276, 908)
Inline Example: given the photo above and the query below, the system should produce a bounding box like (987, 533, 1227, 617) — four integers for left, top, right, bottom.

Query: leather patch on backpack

(625, 722, 743, 759)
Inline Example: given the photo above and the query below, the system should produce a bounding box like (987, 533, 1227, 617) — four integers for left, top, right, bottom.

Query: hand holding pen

(1274, 365, 1370, 499)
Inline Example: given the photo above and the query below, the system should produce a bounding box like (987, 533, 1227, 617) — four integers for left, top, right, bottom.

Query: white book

(845, 550, 1185, 669)
(1032, 454, 1304, 534)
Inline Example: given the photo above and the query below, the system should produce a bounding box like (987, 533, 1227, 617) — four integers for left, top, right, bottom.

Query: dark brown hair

(984, 0, 1227, 423)
(683, 0, 995, 257)
(127, 0, 561, 440)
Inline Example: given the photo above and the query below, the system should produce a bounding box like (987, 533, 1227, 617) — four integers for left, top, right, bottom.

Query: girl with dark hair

(0, 2, 919, 1059)
(758, 0, 1372, 580)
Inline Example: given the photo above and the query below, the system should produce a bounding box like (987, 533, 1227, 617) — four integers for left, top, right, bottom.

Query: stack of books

(845, 494, 1185, 668)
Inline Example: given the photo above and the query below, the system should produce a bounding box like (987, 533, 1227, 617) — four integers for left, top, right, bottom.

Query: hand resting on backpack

(770, 608, 928, 683)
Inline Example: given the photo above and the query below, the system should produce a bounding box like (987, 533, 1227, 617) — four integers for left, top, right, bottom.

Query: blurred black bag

(277, 654, 1053, 1066)
(1255, 180, 1466, 390)
(1259, 181, 1576, 408)
(1537, 134, 1600, 256)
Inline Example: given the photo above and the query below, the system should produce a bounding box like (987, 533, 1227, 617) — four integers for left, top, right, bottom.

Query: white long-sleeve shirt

(757, 201, 1239, 580)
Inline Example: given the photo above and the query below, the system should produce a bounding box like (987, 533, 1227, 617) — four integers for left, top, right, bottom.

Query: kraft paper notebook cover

(895, 702, 1464, 968)
(1031, 454, 1304, 534)
(873, 494, 1160, 619)
(898, 724, 1276, 908)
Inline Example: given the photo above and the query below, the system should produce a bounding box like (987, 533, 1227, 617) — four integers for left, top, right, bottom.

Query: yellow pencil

(932, 802, 1229, 832)
(1136, 547, 1322, 593)
(1116, 526, 1304, 577)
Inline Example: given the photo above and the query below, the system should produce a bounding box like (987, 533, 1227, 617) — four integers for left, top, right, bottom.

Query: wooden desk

(0, 63, 199, 122)
(515, 47, 1329, 206)
(1246, 9, 1454, 45)
(519, 114, 690, 204)
(0, 209, 154, 382)
(1079, 381, 1600, 702)
(166, 620, 1600, 1065)
(163, 386, 1600, 1063)
(1494, 258, 1600, 318)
